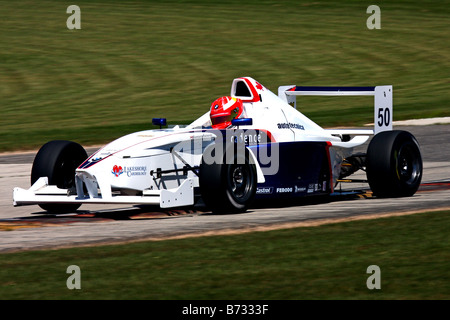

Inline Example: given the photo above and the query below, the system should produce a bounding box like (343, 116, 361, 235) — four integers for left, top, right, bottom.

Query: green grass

(0, 0, 449, 151)
(1, 210, 449, 300)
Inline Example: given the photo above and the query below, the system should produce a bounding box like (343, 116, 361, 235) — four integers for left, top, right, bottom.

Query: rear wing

(278, 85, 393, 135)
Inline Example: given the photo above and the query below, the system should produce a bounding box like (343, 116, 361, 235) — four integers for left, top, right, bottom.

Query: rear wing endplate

(278, 85, 393, 134)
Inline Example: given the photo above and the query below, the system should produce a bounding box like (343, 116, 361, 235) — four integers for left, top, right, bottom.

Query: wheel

(366, 130, 422, 197)
(199, 144, 257, 213)
(31, 140, 88, 213)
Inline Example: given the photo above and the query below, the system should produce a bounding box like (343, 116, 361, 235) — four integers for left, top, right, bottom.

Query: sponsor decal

(277, 122, 305, 130)
(112, 165, 147, 177)
(112, 165, 123, 177)
(256, 187, 273, 194)
(276, 187, 293, 193)
(137, 134, 154, 138)
(124, 166, 147, 177)
(229, 131, 262, 145)
(294, 185, 306, 193)
(305, 183, 325, 193)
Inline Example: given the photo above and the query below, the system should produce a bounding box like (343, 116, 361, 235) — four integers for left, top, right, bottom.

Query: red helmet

(210, 96, 244, 129)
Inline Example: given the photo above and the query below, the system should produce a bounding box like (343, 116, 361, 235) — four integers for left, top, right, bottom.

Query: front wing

(13, 177, 195, 208)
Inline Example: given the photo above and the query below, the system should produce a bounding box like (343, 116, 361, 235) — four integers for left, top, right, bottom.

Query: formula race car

(13, 77, 423, 214)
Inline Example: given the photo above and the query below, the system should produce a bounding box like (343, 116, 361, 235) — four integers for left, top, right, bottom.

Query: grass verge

(0, 210, 449, 300)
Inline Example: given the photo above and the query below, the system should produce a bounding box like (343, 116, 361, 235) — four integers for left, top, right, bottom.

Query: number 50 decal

(378, 107, 390, 127)
(374, 86, 393, 134)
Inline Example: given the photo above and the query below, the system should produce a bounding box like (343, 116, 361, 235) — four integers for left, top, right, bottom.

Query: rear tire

(31, 140, 88, 213)
(366, 130, 422, 197)
(199, 144, 257, 213)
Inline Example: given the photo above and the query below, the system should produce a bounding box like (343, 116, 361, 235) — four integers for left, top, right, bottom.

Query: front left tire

(199, 144, 257, 213)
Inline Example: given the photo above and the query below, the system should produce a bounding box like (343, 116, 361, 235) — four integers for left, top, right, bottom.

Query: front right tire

(31, 140, 88, 213)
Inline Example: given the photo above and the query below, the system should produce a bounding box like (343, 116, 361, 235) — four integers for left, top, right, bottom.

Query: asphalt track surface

(1, 125, 449, 252)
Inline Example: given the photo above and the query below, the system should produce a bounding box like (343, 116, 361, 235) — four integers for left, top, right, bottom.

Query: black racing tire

(31, 140, 88, 213)
(366, 130, 422, 198)
(199, 144, 257, 213)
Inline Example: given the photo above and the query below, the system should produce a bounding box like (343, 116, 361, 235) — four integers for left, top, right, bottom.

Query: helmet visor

(211, 113, 236, 126)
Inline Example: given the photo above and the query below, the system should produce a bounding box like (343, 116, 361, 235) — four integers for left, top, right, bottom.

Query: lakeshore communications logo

(112, 165, 147, 177)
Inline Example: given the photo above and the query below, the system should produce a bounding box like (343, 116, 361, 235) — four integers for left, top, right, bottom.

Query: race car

(13, 77, 423, 214)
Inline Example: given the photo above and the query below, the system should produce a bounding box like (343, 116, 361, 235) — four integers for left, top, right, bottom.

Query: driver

(210, 96, 244, 129)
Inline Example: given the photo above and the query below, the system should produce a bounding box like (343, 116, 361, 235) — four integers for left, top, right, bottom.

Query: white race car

(13, 77, 423, 214)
